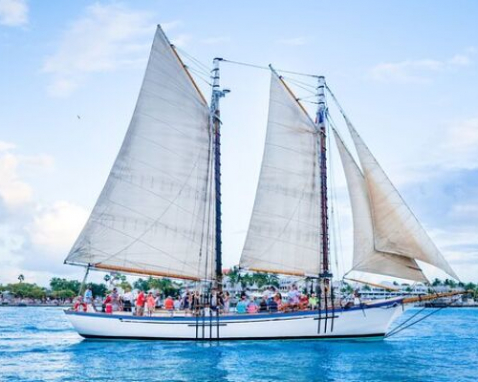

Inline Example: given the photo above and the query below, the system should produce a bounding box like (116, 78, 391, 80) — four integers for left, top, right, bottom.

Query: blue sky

(0, 0, 477, 285)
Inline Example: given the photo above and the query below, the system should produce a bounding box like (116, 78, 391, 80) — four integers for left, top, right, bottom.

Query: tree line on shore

(1, 273, 478, 300)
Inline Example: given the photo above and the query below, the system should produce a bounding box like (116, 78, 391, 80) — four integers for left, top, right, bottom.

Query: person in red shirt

(135, 291, 146, 316)
(102, 293, 113, 313)
(164, 296, 174, 316)
(299, 294, 309, 310)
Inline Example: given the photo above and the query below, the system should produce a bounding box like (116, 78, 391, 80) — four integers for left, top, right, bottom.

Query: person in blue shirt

(236, 296, 248, 314)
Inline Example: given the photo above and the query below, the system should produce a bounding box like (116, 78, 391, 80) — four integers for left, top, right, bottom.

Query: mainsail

(333, 129, 427, 282)
(64, 26, 215, 281)
(343, 118, 458, 280)
(240, 71, 321, 276)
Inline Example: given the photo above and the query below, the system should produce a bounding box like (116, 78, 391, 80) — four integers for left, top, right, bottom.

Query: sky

(0, 0, 477, 286)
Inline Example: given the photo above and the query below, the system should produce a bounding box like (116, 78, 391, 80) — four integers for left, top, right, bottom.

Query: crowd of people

(74, 284, 325, 316)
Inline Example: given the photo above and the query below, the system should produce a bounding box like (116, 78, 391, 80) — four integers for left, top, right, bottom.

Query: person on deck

(84, 287, 93, 305)
(174, 296, 181, 311)
(164, 296, 174, 316)
(287, 285, 300, 310)
(299, 294, 309, 310)
(274, 293, 283, 311)
(267, 296, 278, 313)
(309, 293, 318, 310)
(182, 292, 190, 315)
(154, 292, 162, 310)
(191, 291, 201, 315)
(146, 292, 156, 316)
(223, 291, 230, 313)
(102, 293, 112, 313)
(259, 296, 268, 313)
(247, 297, 258, 314)
(236, 296, 248, 314)
(135, 290, 145, 316)
(122, 288, 134, 312)
(110, 288, 122, 312)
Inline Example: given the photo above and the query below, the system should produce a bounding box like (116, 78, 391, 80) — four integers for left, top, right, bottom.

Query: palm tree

(18, 274, 25, 283)
(251, 273, 269, 288)
(240, 274, 253, 289)
(227, 266, 242, 286)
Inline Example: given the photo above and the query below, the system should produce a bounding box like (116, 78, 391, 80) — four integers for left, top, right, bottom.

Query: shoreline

(0, 304, 73, 308)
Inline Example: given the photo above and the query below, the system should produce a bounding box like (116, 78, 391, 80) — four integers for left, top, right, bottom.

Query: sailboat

(64, 25, 462, 340)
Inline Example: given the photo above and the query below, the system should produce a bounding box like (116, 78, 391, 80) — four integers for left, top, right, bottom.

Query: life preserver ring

(74, 302, 87, 312)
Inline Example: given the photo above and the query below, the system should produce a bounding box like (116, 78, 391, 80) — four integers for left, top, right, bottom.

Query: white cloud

(370, 51, 474, 83)
(276, 37, 308, 46)
(0, 0, 28, 27)
(29, 201, 88, 254)
(170, 33, 191, 48)
(449, 203, 478, 219)
(43, 3, 155, 97)
(200, 36, 231, 45)
(442, 117, 478, 169)
(0, 146, 54, 208)
(449, 54, 472, 66)
(0, 141, 89, 285)
(0, 151, 33, 207)
(161, 20, 182, 32)
(0, 140, 16, 151)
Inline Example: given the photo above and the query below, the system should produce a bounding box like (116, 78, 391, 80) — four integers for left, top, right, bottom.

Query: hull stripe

(79, 333, 385, 341)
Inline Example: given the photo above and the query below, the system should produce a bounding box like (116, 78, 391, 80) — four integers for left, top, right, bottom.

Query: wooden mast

(210, 58, 229, 289)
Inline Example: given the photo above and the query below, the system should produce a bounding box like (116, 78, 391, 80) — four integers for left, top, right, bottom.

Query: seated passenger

(247, 298, 258, 314)
(267, 297, 278, 313)
(274, 293, 283, 311)
(174, 296, 181, 311)
(299, 294, 309, 310)
(236, 296, 248, 314)
(309, 293, 318, 310)
(259, 296, 268, 313)
(287, 285, 300, 310)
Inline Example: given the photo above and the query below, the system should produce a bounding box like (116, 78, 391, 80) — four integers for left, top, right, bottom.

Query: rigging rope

(385, 297, 461, 338)
(221, 58, 320, 78)
(186, 66, 212, 87)
(174, 46, 211, 75)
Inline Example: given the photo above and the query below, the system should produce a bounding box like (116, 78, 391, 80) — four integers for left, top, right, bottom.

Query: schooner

(64, 25, 461, 340)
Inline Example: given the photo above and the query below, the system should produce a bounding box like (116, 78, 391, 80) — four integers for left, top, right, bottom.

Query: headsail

(333, 129, 427, 282)
(240, 71, 321, 276)
(344, 119, 459, 280)
(64, 26, 215, 281)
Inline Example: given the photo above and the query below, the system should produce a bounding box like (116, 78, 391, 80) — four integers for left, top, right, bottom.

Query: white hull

(65, 299, 405, 341)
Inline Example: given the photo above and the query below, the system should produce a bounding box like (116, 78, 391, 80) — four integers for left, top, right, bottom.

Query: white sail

(345, 119, 459, 280)
(65, 26, 215, 281)
(240, 72, 321, 276)
(333, 129, 427, 282)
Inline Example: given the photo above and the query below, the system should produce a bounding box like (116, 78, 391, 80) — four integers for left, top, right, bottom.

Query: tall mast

(317, 76, 331, 280)
(210, 58, 229, 288)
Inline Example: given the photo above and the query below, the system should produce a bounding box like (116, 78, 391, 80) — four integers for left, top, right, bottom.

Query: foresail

(65, 26, 214, 281)
(240, 72, 321, 276)
(333, 129, 427, 282)
(345, 119, 459, 280)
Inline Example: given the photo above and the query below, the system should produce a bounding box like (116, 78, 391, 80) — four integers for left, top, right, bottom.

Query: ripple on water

(0, 308, 477, 381)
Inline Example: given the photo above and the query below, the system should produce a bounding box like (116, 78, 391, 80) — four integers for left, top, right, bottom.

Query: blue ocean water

(0, 307, 476, 382)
